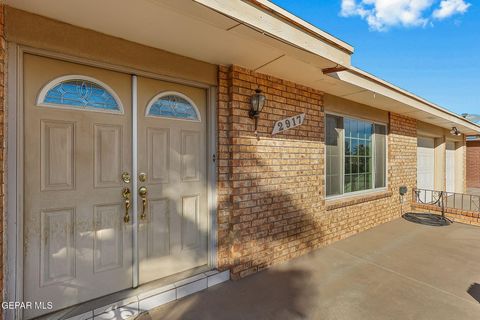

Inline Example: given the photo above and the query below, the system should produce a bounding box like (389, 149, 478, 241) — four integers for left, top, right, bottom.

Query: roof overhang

(5, 0, 478, 135)
(5, 0, 351, 74)
(193, 0, 354, 61)
(324, 67, 480, 135)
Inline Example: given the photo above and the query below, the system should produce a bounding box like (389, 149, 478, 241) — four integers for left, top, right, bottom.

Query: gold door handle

(122, 187, 131, 223)
(139, 186, 148, 220)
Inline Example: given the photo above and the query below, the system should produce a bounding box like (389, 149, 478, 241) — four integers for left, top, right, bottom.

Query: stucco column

(434, 136, 446, 191)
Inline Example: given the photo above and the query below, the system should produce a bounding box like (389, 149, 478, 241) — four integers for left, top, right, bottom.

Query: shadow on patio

(136, 267, 314, 320)
(136, 218, 480, 320)
(468, 283, 480, 303)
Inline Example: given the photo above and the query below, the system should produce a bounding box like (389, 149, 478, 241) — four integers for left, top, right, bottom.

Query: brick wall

(217, 65, 418, 279)
(466, 141, 480, 188)
(325, 113, 417, 240)
(217, 65, 324, 279)
(412, 203, 480, 226)
(0, 3, 5, 306)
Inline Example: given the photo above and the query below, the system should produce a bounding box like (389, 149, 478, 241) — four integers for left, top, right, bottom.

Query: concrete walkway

(137, 219, 480, 320)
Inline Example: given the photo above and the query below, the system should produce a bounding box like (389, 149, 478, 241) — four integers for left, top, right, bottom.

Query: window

(146, 92, 200, 121)
(326, 114, 387, 197)
(326, 115, 342, 196)
(37, 75, 123, 113)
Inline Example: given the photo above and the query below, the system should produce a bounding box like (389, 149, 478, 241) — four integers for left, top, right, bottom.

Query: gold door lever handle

(139, 186, 148, 220)
(122, 187, 131, 223)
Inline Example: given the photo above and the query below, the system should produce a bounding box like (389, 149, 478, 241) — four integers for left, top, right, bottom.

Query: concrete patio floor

(137, 218, 480, 320)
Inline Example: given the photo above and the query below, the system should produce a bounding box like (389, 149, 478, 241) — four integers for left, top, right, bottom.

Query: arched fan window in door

(146, 91, 200, 121)
(37, 75, 124, 114)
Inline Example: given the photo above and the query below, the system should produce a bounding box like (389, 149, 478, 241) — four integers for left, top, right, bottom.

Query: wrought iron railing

(413, 188, 480, 213)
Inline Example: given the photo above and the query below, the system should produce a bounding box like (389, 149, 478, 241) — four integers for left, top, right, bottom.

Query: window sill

(326, 190, 393, 211)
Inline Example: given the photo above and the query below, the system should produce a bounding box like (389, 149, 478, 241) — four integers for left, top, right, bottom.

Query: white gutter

(244, 0, 354, 53)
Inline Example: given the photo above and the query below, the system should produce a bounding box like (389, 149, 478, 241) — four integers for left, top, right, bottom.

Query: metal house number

(272, 113, 305, 135)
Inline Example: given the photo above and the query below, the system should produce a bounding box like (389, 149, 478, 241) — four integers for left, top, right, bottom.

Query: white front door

(22, 54, 209, 318)
(136, 76, 209, 284)
(417, 137, 435, 200)
(23, 54, 133, 319)
(446, 141, 456, 193)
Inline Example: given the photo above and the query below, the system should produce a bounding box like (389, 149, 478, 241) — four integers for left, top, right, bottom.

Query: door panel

(147, 128, 170, 183)
(137, 76, 208, 284)
(182, 195, 201, 249)
(94, 125, 124, 187)
(23, 54, 133, 319)
(93, 204, 124, 272)
(40, 120, 75, 191)
(181, 130, 201, 181)
(147, 198, 170, 257)
(40, 208, 76, 286)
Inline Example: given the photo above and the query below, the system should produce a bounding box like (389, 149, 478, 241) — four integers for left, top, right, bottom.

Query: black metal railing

(414, 188, 480, 213)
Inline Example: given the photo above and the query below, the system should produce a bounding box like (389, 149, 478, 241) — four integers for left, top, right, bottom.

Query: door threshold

(35, 266, 230, 320)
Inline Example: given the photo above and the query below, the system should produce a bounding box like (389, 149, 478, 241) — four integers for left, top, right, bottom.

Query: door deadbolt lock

(139, 172, 147, 182)
(121, 172, 131, 184)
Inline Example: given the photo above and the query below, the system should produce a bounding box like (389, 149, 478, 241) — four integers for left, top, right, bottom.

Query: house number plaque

(272, 113, 305, 135)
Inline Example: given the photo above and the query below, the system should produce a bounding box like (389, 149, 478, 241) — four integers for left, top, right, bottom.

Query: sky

(270, 0, 480, 116)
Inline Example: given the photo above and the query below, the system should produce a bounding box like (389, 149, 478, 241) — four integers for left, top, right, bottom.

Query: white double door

(23, 54, 208, 318)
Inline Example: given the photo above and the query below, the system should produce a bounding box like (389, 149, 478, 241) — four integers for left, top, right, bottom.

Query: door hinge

(212, 154, 216, 163)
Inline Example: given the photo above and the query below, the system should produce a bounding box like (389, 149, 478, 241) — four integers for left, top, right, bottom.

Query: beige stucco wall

(455, 140, 466, 193)
(5, 7, 217, 86)
(434, 136, 446, 191)
(417, 121, 466, 193)
(324, 94, 388, 123)
(417, 121, 463, 142)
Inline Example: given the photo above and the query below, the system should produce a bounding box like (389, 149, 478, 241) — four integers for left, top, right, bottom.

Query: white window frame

(325, 112, 388, 199)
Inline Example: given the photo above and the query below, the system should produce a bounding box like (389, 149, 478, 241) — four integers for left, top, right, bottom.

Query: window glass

(326, 114, 387, 196)
(326, 115, 343, 196)
(147, 94, 199, 121)
(374, 124, 387, 188)
(345, 118, 373, 192)
(41, 79, 121, 112)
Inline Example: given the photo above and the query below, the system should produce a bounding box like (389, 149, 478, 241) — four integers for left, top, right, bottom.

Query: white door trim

(6, 41, 24, 320)
(207, 86, 218, 268)
(5, 44, 217, 320)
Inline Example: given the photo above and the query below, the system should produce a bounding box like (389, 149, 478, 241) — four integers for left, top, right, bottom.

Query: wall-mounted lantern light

(249, 88, 266, 134)
(450, 126, 461, 136)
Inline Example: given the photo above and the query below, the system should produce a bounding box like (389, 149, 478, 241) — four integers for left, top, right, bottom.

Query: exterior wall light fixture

(450, 127, 461, 136)
(249, 88, 266, 134)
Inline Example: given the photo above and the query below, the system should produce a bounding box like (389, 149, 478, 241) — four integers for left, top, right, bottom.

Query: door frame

(5, 44, 218, 320)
